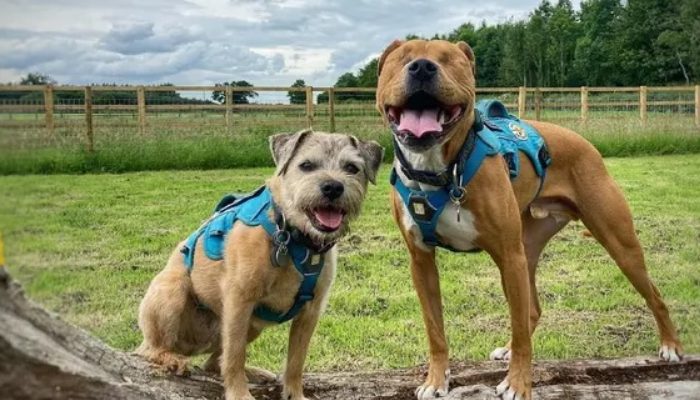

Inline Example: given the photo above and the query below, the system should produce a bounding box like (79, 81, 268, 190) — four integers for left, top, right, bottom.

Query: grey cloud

(0, 0, 580, 86)
(0, 37, 85, 69)
(100, 22, 199, 55)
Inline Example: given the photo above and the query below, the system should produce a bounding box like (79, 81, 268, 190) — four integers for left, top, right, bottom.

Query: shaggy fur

(136, 130, 383, 400)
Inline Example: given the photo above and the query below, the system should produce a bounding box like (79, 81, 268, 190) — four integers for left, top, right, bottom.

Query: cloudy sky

(0, 0, 581, 86)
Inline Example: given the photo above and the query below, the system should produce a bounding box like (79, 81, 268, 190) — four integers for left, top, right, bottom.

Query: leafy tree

(335, 72, 359, 88)
(356, 59, 379, 88)
(20, 73, 56, 85)
(680, 0, 700, 82)
(212, 80, 258, 104)
(548, 0, 579, 86)
(287, 79, 307, 104)
(500, 22, 528, 86)
(573, 0, 624, 85)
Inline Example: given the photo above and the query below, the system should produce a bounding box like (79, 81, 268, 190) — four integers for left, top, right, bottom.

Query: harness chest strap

(180, 186, 328, 324)
(391, 131, 496, 248)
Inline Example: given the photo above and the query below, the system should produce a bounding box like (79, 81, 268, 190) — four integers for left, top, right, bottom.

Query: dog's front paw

(281, 385, 309, 400)
(154, 352, 191, 376)
(495, 372, 530, 400)
(415, 368, 450, 399)
(659, 342, 682, 363)
(246, 366, 278, 384)
(225, 388, 255, 400)
(489, 347, 511, 361)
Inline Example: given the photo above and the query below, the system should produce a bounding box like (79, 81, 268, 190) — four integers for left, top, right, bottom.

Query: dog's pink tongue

(398, 108, 442, 138)
(313, 208, 344, 230)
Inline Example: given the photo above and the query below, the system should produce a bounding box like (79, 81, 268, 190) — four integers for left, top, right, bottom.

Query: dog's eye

(298, 160, 317, 172)
(343, 163, 360, 175)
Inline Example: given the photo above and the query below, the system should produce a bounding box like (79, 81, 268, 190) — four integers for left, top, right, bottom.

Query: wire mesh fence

(0, 85, 698, 153)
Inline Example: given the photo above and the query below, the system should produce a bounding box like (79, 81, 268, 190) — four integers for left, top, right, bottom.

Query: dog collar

(272, 207, 336, 256)
(392, 110, 483, 190)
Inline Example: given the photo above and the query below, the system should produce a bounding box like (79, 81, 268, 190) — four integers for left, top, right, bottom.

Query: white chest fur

(400, 200, 479, 252)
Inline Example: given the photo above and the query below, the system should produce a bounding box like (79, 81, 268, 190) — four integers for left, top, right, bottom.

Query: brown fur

(378, 39, 682, 399)
(137, 130, 382, 400)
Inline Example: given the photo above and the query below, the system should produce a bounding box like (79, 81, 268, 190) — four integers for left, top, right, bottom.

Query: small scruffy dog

(136, 130, 383, 400)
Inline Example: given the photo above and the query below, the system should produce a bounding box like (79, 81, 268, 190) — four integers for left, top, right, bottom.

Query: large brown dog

(376, 39, 682, 399)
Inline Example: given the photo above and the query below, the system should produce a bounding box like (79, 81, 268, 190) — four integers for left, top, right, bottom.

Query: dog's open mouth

(309, 207, 346, 232)
(385, 91, 465, 141)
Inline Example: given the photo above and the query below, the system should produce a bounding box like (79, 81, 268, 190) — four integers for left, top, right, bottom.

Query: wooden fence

(1, 85, 698, 152)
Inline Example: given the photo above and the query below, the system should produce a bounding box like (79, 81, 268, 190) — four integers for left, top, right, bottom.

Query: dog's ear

(377, 39, 404, 77)
(269, 129, 312, 174)
(350, 137, 384, 184)
(456, 41, 476, 75)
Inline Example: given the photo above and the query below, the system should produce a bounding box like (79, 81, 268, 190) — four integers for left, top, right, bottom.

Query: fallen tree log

(0, 267, 698, 400)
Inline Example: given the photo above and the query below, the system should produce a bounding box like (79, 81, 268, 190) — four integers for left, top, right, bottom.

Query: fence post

(137, 86, 146, 135)
(225, 85, 233, 134)
(580, 86, 588, 123)
(695, 85, 700, 128)
(305, 86, 314, 129)
(84, 86, 94, 153)
(534, 88, 542, 121)
(517, 86, 526, 118)
(44, 84, 54, 136)
(328, 87, 336, 133)
(639, 86, 648, 126)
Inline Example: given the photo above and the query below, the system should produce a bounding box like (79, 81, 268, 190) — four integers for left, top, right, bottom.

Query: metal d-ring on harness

(180, 186, 332, 324)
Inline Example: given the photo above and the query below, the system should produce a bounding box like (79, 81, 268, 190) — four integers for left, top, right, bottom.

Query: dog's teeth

(438, 110, 445, 124)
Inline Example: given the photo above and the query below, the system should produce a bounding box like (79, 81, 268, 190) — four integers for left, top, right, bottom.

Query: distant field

(1, 154, 698, 372)
(1, 105, 700, 174)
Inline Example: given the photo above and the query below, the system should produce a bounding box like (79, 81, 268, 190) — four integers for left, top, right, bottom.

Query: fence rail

(1, 84, 698, 153)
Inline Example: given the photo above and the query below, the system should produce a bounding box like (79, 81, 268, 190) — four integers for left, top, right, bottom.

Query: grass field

(0, 154, 699, 373)
(1, 107, 700, 174)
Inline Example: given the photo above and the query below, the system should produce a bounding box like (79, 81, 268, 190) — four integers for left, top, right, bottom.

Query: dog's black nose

(320, 180, 344, 200)
(408, 59, 438, 82)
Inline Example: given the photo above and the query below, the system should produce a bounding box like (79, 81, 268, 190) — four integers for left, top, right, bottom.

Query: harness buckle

(408, 193, 437, 222)
(298, 293, 314, 302)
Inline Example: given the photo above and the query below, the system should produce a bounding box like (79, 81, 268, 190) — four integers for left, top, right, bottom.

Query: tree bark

(1, 268, 698, 400)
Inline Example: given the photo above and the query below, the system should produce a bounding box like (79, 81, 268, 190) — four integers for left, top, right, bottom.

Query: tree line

(0, 73, 212, 105)
(328, 0, 698, 92)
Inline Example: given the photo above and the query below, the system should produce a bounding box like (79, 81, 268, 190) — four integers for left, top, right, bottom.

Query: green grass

(1, 108, 700, 174)
(0, 155, 699, 372)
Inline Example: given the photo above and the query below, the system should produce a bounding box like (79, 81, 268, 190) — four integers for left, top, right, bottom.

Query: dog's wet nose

(320, 180, 344, 200)
(408, 59, 438, 82)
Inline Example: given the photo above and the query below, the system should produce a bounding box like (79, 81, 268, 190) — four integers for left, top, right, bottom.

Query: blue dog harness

(180, 186, 331, 323)
(391, 100, 552, 250)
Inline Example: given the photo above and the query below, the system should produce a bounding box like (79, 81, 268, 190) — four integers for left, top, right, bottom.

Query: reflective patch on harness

(509, 122, 527, 140)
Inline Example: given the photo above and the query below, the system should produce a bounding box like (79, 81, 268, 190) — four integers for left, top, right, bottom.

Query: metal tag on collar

(449, 164, 466, 222)
(271, 229, 291, 267)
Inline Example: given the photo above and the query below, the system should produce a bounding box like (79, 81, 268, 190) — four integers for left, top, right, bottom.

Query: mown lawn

(0, 154, 698, 373)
